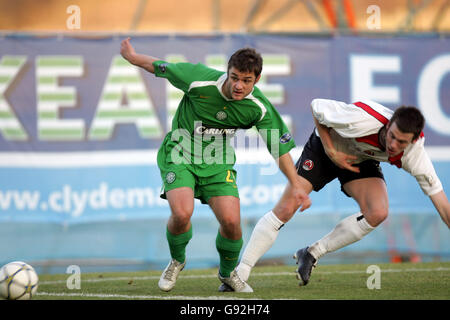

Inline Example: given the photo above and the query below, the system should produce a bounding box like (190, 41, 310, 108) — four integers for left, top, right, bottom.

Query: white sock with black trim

(308, 212, 375, 260)
(237, 211, 285, 282)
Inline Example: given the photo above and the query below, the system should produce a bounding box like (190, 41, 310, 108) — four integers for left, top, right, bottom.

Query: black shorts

(295, 132, 385, 197)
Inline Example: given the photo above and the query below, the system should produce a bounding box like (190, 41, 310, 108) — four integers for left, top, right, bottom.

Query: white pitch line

(39, 267, 450, 285)
(36, 292, 255, 300)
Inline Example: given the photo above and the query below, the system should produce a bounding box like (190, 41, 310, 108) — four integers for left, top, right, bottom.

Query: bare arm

(277, 153, 311, 212)
(120, 37, 160, 74)
(313, 116, 360, 173)
(429, 190, 450, 228)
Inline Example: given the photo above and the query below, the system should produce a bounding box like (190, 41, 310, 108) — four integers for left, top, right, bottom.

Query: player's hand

(120, 37, 136, 63)
(292, 186, 311, 212)
(327, 149, 360, 173)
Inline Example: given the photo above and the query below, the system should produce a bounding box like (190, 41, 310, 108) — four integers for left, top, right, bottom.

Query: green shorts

(159, 164, 239, 204)
(157, 132, 239, 204)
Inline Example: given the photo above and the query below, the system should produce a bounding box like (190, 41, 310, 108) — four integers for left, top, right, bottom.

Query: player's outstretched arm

(429, 190, 450, 228)
(120, 37, 159, 74)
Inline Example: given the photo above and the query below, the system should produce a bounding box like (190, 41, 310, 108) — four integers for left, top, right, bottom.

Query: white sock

(237, 211, 284, 281)
(308, 212, 375, 260)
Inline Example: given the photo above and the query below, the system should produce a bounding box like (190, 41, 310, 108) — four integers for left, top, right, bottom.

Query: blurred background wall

(1, 0, 450, 33)
(0, 0, 449, 274)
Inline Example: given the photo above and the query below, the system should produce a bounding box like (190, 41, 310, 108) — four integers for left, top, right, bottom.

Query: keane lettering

(1, 51, 450, 147)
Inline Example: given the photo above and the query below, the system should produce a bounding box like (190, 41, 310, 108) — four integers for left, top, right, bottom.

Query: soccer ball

(0, 261, 39, 300)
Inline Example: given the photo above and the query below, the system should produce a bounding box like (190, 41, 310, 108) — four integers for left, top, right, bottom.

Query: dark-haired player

(231, 98, 450, 290)
(120, 38, 310, 292)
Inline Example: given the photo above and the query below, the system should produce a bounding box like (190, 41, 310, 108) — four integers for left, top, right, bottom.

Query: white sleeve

(311, 98, 383, 137)
(402, 138, 443, 196)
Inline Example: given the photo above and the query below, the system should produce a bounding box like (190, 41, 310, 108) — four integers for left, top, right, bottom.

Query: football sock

(166, 225, 192, 264)
(308, 212, 375, 260)
(216, 231, 243, 278)
(237, 211, 284, 281)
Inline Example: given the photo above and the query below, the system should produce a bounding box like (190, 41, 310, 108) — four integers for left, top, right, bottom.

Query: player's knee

(220, 216, 241, 237)
(365, 208, 388, 227)
(221, 216, 241, 231)
(273, 196, 299, 222)
(273, 204, 296, 222)
(170, 208, 193, 226)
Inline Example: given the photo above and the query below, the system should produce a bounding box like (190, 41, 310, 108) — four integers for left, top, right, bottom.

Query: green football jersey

(154, 60, 295, 177)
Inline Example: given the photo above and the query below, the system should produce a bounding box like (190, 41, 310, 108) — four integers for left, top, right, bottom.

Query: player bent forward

(225, 98, 450, 290)
(120, 38, 311, 292)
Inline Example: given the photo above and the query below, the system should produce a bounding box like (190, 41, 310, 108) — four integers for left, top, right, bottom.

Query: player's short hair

(227, 48, 263, 78)
(390, 106, 425, 140)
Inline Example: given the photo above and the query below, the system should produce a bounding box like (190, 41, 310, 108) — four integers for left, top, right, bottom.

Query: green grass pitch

(35, 261, 449, 300)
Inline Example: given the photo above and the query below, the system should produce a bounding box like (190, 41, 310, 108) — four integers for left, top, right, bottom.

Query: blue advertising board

(0, 34, 449, 269)
(1, 34, 449, 223)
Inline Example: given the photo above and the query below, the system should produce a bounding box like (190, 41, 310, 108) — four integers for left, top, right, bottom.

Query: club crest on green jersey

(165, 172, 176, 184)
(215, 111, 227, 121)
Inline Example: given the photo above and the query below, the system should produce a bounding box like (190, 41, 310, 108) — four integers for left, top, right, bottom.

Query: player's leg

(344, 177, 389, 227)
(237, 132, 333, 283)
(209, 195, 253, 292)
(166, 187, 195, 260)
(200, 169, 252, 292)
(297, 177, 387, 285)
(295, 159, 387, 285)
(209, 195, 243, 272)
(158, 186, 195, 292)
(308, 177, 387, 260)
(236, 175, 313, 282)
(157, 160, 197, 292)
